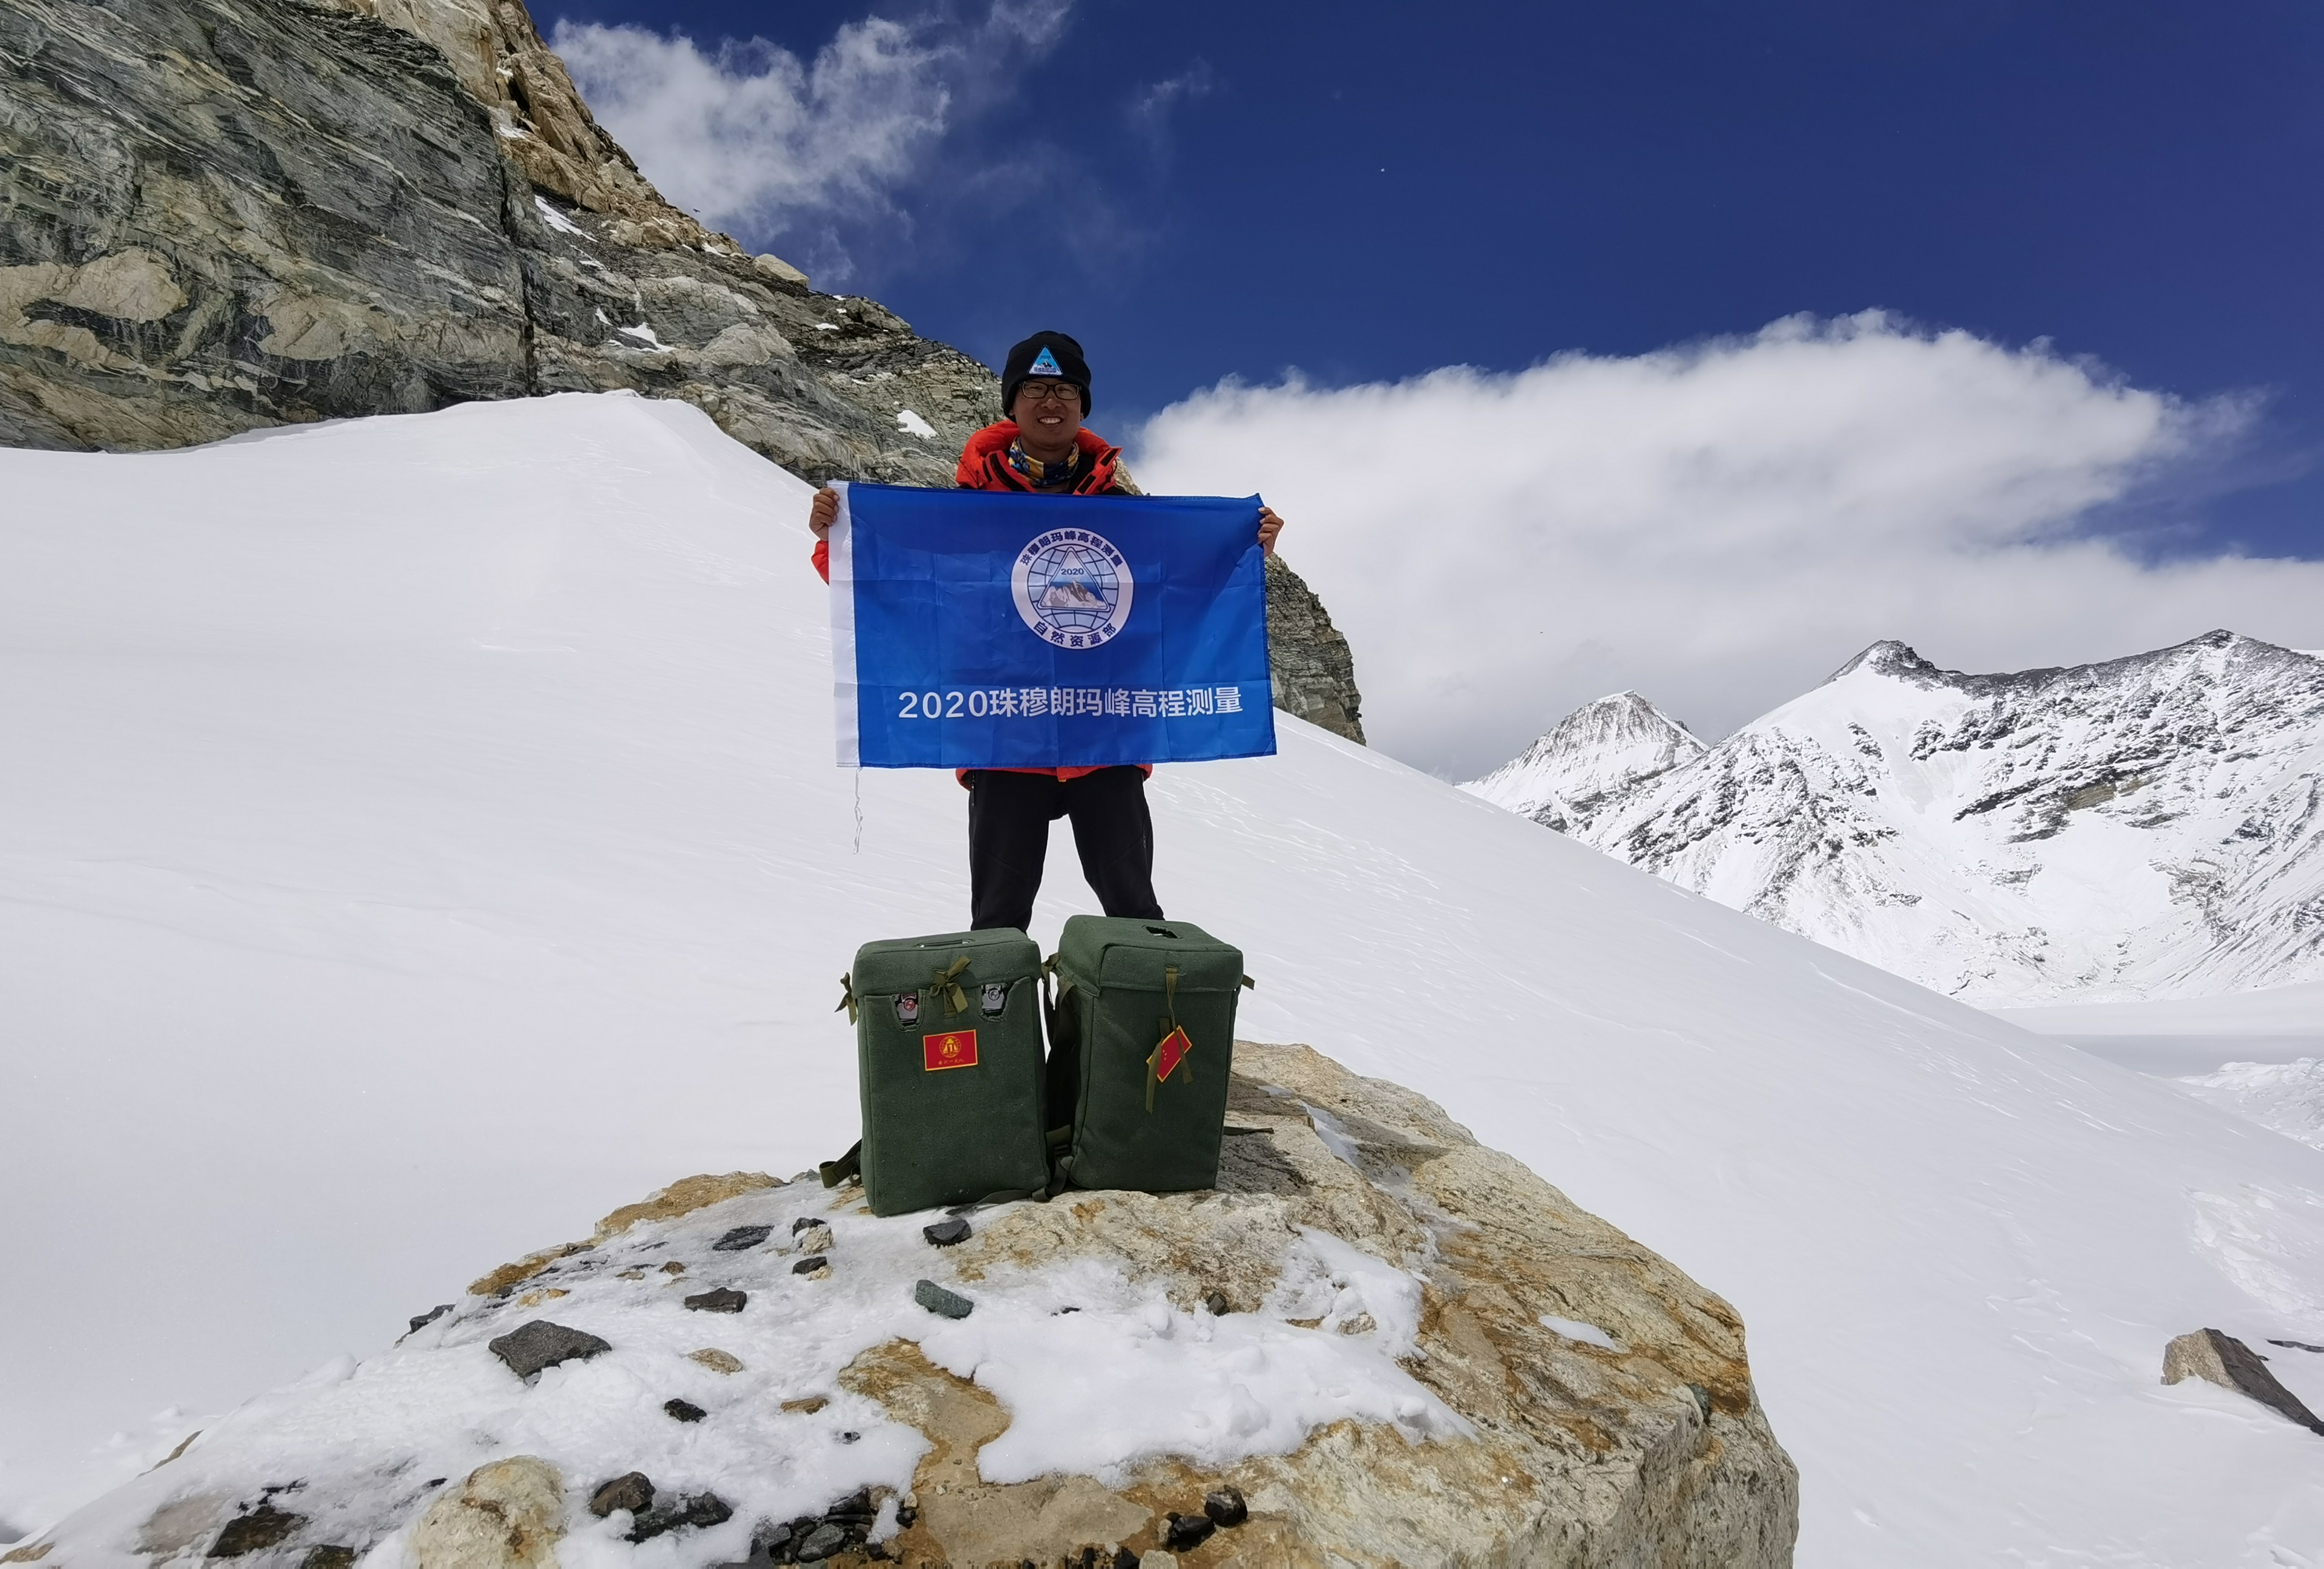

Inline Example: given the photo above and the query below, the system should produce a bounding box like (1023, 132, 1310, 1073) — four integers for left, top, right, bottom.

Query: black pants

(966, 766, 1163, 933)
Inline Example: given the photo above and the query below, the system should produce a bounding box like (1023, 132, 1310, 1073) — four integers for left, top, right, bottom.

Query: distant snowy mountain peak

(1823, 637, 1945, 685)
(1460, 691, 1704, 829)
(1474, 630, 2324, 1004)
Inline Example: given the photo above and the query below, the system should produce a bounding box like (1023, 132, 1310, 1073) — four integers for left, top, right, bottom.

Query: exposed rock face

(1265, 556, 1366, 744)
(2162, 1327, 2324, 1434)
(0, 0, 989, 480)
(1468, 631, 2324, 1004)
(13, 1044, 1791, 1568)
(0, 0, 1365, 734)
(313, 0, 710, 248)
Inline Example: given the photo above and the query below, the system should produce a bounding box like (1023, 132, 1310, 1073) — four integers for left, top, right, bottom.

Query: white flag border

(828, 481, 859, 767)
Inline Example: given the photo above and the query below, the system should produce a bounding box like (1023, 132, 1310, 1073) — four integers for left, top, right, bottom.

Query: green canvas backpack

(831, 928, 1049, 1216)
(1045, 916, 1249, 1194)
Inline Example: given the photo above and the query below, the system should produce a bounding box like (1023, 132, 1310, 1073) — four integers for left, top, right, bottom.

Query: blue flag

(828, 482, 1278, 769)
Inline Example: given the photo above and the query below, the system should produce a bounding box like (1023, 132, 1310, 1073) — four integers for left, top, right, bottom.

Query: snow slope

(1482, 636, 2324, 1005)
(1458, 692, 1704, 830)
(6, 393, 2324, 1565)
(2179, 1059, 2324, 1153)
(2001, 977, 2324, 1041)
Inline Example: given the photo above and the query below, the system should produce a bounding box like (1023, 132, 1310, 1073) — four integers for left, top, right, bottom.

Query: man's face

(1010, 380, 1085, 439)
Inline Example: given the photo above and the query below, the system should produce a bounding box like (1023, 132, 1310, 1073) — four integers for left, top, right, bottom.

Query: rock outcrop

(0, 0, 989, 481)
(2162, 1327, 2324, 1435)
(1264, 558, 1365, 745)
(0, 0, 1365, 738)
(13, 1044, 1794, 1568)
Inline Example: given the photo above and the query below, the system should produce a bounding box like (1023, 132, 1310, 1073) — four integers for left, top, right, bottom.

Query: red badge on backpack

(1152, 1025, 1192, 1084)
(923, 1029, 979, 1071)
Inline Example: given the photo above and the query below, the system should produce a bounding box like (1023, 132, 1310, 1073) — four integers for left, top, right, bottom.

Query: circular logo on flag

(1011, 527, 1135, 649)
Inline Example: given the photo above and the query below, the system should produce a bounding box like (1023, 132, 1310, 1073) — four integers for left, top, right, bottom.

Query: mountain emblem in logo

(1028, 346, 1063, 377)
(1011, 527, 1135, 649)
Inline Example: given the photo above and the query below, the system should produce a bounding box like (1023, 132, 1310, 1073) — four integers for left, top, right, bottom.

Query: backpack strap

(834, 974, 858, 1024)
(928, 955, 971, 1016)
(1146, 965, 1190, 1112)
(818, 1140, 861, 1189)
(945, 1183, 1049, 1215)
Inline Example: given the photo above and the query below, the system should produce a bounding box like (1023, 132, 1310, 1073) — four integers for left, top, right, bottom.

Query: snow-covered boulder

(13, 1044, 1793, 1569)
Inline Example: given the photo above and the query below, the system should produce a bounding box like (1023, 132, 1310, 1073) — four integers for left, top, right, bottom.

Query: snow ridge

(1459, 692, 1704, 829)
(1474, 630, 2324, 1004)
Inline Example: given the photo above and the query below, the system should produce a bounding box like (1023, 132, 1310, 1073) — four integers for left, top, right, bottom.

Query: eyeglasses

(1016, 382, 1083, 404)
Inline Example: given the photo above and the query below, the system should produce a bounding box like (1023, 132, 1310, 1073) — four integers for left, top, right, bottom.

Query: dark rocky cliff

(0, 0, 1363, 739)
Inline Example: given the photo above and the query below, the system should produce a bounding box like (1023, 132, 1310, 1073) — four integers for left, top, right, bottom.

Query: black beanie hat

(1001, 331, 1092, 416)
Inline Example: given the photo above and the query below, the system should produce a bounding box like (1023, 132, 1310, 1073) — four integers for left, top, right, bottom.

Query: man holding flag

(806, 331, 1285, 933)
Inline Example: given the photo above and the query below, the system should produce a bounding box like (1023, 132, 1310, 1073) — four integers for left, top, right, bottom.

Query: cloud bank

(1134, 312, 2322, 778)
(551, 0, 1071, 272)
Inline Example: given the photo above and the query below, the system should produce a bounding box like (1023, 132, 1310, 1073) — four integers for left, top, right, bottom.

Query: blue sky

(547, 0, 2324, 763)
(558, 0, 2319, 549)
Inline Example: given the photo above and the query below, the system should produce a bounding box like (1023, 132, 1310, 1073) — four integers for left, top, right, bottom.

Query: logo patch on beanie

(1028, 346, 1064, 376)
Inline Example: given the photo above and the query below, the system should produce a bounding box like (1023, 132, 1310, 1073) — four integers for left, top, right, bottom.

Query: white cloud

(1133, 312, 2323, 778)
(1129, 61, 1215, 144)
(551, 0, 1072, 263)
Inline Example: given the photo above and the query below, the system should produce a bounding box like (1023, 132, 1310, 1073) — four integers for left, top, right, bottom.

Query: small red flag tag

(923, 1029, 979, 1071)
(1153, 1025, 1192, 1084)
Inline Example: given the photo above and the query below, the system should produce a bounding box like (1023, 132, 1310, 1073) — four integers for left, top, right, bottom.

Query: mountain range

(1464, 631, 2324, 1004)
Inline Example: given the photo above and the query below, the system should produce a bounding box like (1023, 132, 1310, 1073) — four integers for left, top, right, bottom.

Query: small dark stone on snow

(681, 1495, 734, 1529)
(2272, 1338, 2324, 1354)
(913, 1279, 973, 1319)
(684, 1288, 749, 1313)
(838, 1430, 860, 1444)
(714, 1225, 775, 1251)
(424, 1479, 445, 1488)
(792, 1257, 830, 1276)
(589, 1473, 655, 1518)
(1203, 1485, 1248, 1527)
(1203, 1291, 1230, 1316)
(301, 1546, 357, 1569)
(792, 1216, 826, 1235)
(489, 1320, 612, 1378)
(664, 1398, 707, 1423)
(211, 1504, 304, 1557)
(627, 1493, 732, 1542)
(894, 1505, 916, 1528)
(407, 1304, 453, 1334)
(922, 1217, 971, 1248)
(795, 1522, 846, 1561)
(1162, 1511, 1216, 1551)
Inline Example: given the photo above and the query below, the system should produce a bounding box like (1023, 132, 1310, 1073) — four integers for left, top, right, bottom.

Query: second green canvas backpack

(1045, 915, 1249, 1194)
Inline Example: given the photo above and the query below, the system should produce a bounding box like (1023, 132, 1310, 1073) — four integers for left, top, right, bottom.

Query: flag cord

(852, 769, 864, 855)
